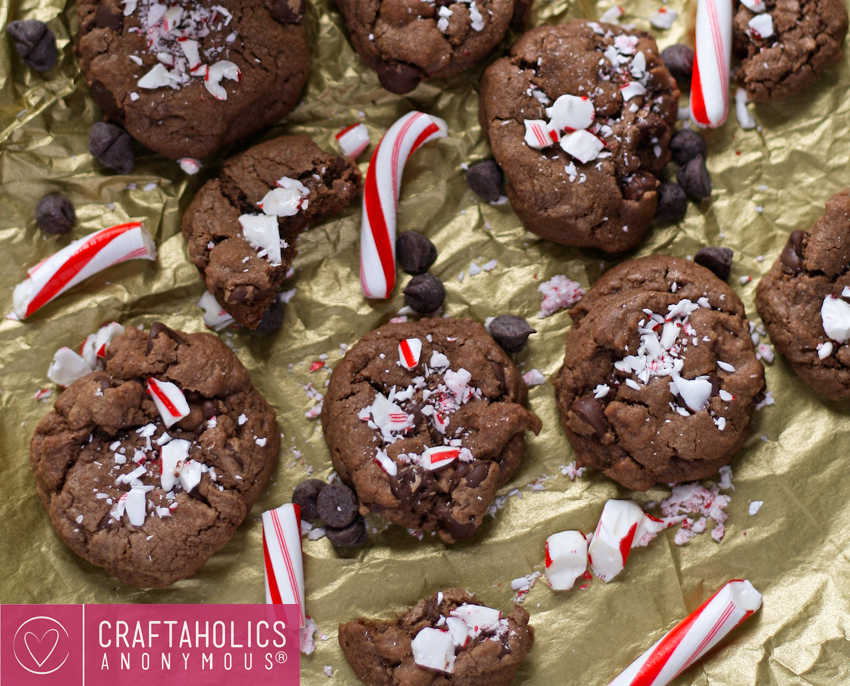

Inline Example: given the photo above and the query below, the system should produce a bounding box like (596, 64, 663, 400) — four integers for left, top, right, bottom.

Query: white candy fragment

(163, 5, 183, 31)
(735, 89, 756, 130)
(545, 530, 588, 591)
(335, 123, 371, 158)
(373, 449, 398, 476)
(161, 438, 191, 492)
(450, 605, 501, 640)
(749, 500, 763, 515)
(198, 290, 235, 331)
(741, 0, 766, 11)
(818, 341, 834, 359)
(204, 60, 241, 100)
(588, 500, 644, 582)
(599, 5, 624, 22)
(671, 373, 713, 412)
(560, 130, 605, 163)
(261, 177, 309, 217)
(147, 3, 167, 26)
(748, 13, 774, 39)
(546, 94, 595, 132)
(147, 378, 190, 428)
(430, 351, 450, 369)
(523, 369, 546, 386)
(239, 214, 282, 264)
(122, 0, 137, 15)
(138, 63, 175, 89)
(411, 628, 455, 674)
(179, 157, 201, 175)
(420, 446, 459, 470)
(179, 459, 204, 492)
(47, 347, 93, 387)
(630, 52, 647, 79)
(445, 617, 469, 647)
(125, 487, 147, 526)
(369, 393, 413, 440)
(81, 321, 125, 369)
(821, 295, 850, 343)
(620, 81, 646, 101)
(649, 7, 677, 29)
(398, 338, 422, 369)
(524, 119, 559, 150)
(469, 1, 484, 31)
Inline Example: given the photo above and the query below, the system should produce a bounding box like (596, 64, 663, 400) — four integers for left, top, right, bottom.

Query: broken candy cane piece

(398, 337, 422, 369)
(160, 438, 191, 492)
(747, 13, 773, 39)
(545, 530, 588, 591)
(412, 627, 456, 674)
(599, 5, 624, 22)
(523, 119, 560, 150)
(606, 580, 762, 686)
(14, 222, 157, 319)
(204, 60, 241, 100)
(589, 500, 645, 582)
(198, 290, 236, 331)
(546, 94, 595, 132)
(48, 347, 93, 387)
(336, 123, 371, 158)
(146, 378, 190, 428)
(691, 0, 733, 128)
(239, 214, 282, 264)
(81, 321, 125, 369)
(138, 63, 176, 89)
(178, 37, 200, 69)
(263, 503, 306, 627)
(420, 446, 459, 470)
(179, 157, 201, 174)
(649, 7, 678, 29)
(449, 604, 501, 640)
(821, 295, 850, 343)
(260, 177, 309, 218)
(445, 617, 469, 647)
(620, 81, 646, 101)
(560, 129, 605, 163)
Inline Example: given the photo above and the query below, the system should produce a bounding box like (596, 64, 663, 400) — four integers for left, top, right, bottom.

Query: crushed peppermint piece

(537, 275, 585, 317)
(649, 7, 677, 29)
(749, 500, 763, 515)
(522, 369, 546, 386)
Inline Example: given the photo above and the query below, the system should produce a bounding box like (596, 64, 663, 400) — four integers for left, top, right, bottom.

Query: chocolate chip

(35, 194, 75, 235)
(694, 247, 734, 281)
(466, 160, 505, 202)
(451, 461, 492, 490)
(6, 20, 57, 72)
(489, 360, 506, 391)
(293, 479, 327, 522)
(146, 321, 187, 354)
(670, 129, 708, 166)
(95, 3, 124, 30)
(676, 154, 712, 200)
(253, 297, 284, 335)
(397, 232, 437, 275)
(88, 122, 135, 175)
(654, 182, 688, 223)
(661, 44, 694, 87)
(376, 61, 423, 95)
(269, 0, 305, 24)
(229, 284, 252, 303)
(780, 230, 806, 273)
(202, 400, 219, 420)
(389, 466, 436, 509)
(571, 396, 609, 437)
(91, 80, 123, 118)
(489, 314, 536, 354)
(403, 274, 445, 313)
(316, 483, 359, 528)
(326, 517, 368, 547)
(622, 171, 657, 202)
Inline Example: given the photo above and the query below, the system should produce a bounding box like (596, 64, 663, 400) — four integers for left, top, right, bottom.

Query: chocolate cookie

(734, 0, 848, 103)
(181, 136, 362, 329)
(77, 0, 310, 159)
(756, 190, 850, 400)
(321, 318, 542, 544)
(339, 588, 534, 686)
(334, 0, 530, 94)
(30, 324, 280, 587)
(553, 255, 765, 491)
(479, 20, 680, 253)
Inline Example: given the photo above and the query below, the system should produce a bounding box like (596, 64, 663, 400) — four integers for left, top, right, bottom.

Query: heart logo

(24, 629, 59, 667)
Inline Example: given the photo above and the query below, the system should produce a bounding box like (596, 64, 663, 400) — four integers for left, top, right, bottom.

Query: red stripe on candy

(272, 508, 302, 621)
(262, 534, 283, 605)
(400, 339, 416, 367)
(682, 602, 734, 669)
(364, 138, 396, 297)
(147, 378, 182, 419)
(691, 57, 708, 125)
(619, 521, 638, 567)
(336, 123, 359, 139)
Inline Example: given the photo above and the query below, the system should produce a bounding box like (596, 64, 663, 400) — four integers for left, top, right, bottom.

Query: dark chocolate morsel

(6, 20, 57, 72)
(95, 3, 124, 30)
(451, 461, 492, 490)
(317, 483, 359, 528)
(676, 154, 712, 200)
(90, 80, 124, 118)
(376, 62, 423, 95)
(694, 247, 734, 281)
(571, 396, 609, 437)
(396, 232, 437, 275)
(403, 273, 445, 313)
(35, 194, 75, 235)
(670, 129, 708, 166)
(88, 122, 135, 174)
(488, 359, 506, 391)
(622, 171, 657, 202)
(780, 230, 806, 273)
(654, 182, 688, 223)
(253, 297, 285, 335)
(489, 314, 536, 354)
(440, 516, 477, 542)
(269, 0, 305, 24)
(293, 479, 328, 522)
(146, 322, 187, 353)
(466, 160, 505, 203)
(326, 517, 368, 546)
(202, 400, 219, 420)
(661, 44, 694, 88)
(388, 466, 436, 510)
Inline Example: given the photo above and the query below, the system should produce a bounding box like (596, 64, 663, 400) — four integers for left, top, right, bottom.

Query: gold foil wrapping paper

(2, 0, 850, 683)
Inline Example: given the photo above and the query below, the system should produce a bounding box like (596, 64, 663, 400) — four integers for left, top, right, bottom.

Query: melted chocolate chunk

(571, 396, 609, 437)
(780, 230, 806, 273)
(146, 322, 187, 353)
(623, 171, 657, 202)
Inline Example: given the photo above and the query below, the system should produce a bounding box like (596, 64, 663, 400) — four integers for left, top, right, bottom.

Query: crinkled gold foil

(2, 0, 850, 683)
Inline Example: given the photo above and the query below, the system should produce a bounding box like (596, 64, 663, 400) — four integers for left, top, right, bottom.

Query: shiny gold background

(2, 0, 850, 683)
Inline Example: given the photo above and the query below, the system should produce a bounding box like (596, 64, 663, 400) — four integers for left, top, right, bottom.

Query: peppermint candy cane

(607, 580, 762, 686)
(13, 222, 157, 319)
(691, 0, 734, 128)
(263, 503, 306, 627)
(360, 112, 447, 299)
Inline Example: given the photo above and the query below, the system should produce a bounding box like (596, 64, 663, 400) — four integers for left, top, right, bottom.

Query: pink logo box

(0, 604, 300, 686)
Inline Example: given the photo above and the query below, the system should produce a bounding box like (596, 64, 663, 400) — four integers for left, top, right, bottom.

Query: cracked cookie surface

(30, 324, 280, 587)
(479, 20, 680, 253)
(756, 189, 850, 400)
(181, 135, 362, 329)
(554, 255, 764, 491)
(734, 0, 847, 103)
(321, 318, 542, 544)
(77, 0, 310, 159)
(339, 588, 534, 686)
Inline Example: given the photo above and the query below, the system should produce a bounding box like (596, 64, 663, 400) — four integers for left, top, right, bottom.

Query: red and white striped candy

(47, 347, 92, 388)
(146, 378, 190, 428)
(197, 290, 236, 331)
(588, 500, 645, 582)
(263, 503, 306, 627)
(607, 580, 762, 686)
(545, 530, 588, 591)
(420, 446, 459, 470)
(81, 321, 125, 369)
(398, 338, 422, 369)
(523, 119, 560, 150)
(13, 222, 157, 319)
(360, 112, 447, 299)
(691, 0, 734, 128)
(336, 123, 371, 159)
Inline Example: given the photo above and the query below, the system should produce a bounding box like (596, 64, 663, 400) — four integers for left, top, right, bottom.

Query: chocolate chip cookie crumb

(317, 483, 359, 528)
(397, 232, 438, 275)
(670, 129, 708, 166)
(293, 479, 328, 521)
(7, 20, 57, 72)
(404, 274, 445, 313)
(677, 154, 712, 200)
(694, 247, 734, 281)
(466, 160, 505, 202)
(489, 315, 536, 353)
(661, 44, 694, 87)
(36, 194, 75, 235)
(654, 182, 688, 223)
(88, 122, 135, 175)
